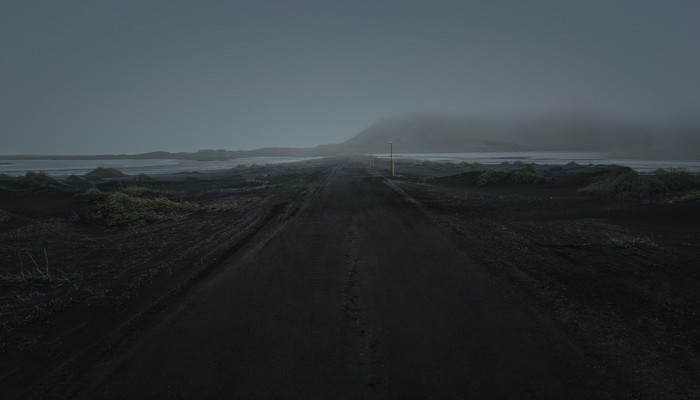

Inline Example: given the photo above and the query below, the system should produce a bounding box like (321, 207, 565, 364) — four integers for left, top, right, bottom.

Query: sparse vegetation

(65, 174, 83, 183)
(240, 178, 270, 187)
(0, 249, 77, 287)
(581, 167, 698, 197)
(201, 202, 243, 213)
(606, 234, 657, 249)
(118, 185, 173, 198)
(82, 187, 107, 201)
(679, 190, 700, 202)
(654, 169, 698, 191)
(17, 171, 65, 188)
(94, 191, 198, 226)
(476, 166, 551, 186)
(91, 186, 240, 227)
(85, 167, 125, 180)
(459, 162, 486, 172)
(84, 184, 172, 201)
(521, 163, 536, 174)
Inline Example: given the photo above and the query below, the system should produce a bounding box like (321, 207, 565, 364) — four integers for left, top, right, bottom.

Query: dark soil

(391, 159, 700, 398)
(0, 161, 324, 397)
(1, 157, 698, 399)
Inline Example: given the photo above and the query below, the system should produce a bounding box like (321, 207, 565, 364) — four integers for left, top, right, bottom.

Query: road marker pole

(388, 141, 394, 177)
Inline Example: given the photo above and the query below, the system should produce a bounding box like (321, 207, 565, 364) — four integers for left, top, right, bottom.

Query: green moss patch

(581, 167, 697, 197)
(91, 186, 241, 227)
(477, 167, 551, 187)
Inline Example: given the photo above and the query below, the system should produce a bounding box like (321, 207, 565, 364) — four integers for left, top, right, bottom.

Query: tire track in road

(57, 159, 601, 399)
(346, 213, 385, 395)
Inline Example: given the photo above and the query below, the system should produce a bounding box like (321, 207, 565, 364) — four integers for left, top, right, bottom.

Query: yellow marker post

(387, 140, 394, 177)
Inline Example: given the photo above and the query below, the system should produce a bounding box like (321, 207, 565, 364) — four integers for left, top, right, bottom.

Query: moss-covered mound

(85, 167, 125, 180)
(476, 167, 552, 187)
(581, 167, 698, 197)
(91, 186, 240, 227)
(17, 171, 65, 188)
(94, 192, 198, 227)
(65, 174, 84, 183)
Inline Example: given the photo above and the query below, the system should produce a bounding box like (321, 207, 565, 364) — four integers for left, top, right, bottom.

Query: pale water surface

(0, 157, 319, 177)
(373, 152, 700, 173)
(1, 153, 698, 177)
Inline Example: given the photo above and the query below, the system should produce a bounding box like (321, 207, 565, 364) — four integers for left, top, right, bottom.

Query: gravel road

(69, 160, 601, 399)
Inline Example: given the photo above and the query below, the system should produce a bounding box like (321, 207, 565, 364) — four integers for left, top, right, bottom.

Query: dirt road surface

(45, 160, 602, 399)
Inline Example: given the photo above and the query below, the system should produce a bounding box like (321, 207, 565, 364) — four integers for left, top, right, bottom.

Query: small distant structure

(387, 141, 394, 177)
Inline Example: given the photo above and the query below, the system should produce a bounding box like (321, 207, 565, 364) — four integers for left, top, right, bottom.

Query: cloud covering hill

(321, 114, 700, 159)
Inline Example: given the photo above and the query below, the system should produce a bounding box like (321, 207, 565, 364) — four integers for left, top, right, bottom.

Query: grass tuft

(91, 186, 240, 227)
(0, 249, 77, 287)
(679, 190, 700, 202)
(94, 192, 198, 227)
(82, 187, 107, 201)
(477, 166, 551, 186)
(607, 234, 657, 249)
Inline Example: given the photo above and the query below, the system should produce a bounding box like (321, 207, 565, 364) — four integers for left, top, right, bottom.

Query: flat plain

(1, 157, 698, 399)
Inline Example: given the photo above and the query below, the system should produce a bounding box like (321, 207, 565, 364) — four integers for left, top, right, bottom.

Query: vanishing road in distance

(52, 159, 600, 399)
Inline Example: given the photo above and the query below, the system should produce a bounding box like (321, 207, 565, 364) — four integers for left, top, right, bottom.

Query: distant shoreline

(2, 153, 699, 178)
(0, 153, 233, 162)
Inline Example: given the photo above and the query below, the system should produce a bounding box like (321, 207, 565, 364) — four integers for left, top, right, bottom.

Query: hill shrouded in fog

(321, 114, 700, 159)
(2, 115, 698, 161)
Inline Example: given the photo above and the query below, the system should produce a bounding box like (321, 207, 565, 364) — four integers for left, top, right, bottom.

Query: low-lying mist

(332, 114, 700, 160)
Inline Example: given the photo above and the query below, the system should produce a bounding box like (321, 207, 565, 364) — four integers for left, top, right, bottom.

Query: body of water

(1, 153, 698, 177)
(373, 152, 700, 173)
(0, 157, 320, 177)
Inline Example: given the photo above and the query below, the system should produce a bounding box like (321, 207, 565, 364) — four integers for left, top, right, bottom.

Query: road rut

(68, 161, 599, 399)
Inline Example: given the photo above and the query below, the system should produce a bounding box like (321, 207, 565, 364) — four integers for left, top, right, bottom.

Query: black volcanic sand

(0, 160, 323, 396)
(390, 158, 700, 398)
(0, 157, 699, 399)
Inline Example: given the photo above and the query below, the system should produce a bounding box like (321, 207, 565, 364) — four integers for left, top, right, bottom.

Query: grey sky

(2, 0, 699, 154)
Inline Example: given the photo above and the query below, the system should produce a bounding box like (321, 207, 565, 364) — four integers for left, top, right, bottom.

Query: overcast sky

(2, 0, 699, 154)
